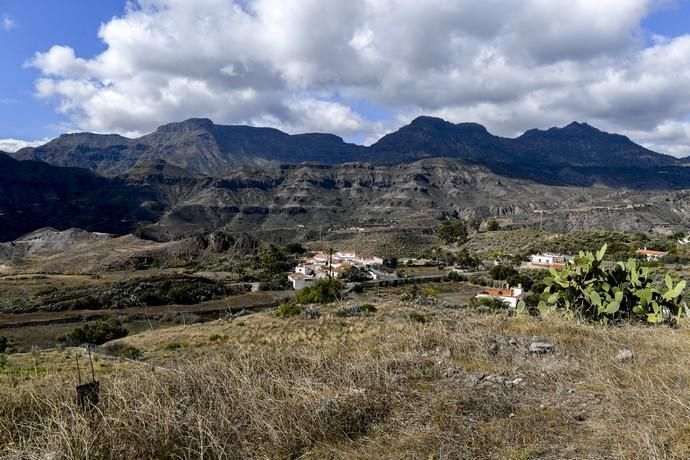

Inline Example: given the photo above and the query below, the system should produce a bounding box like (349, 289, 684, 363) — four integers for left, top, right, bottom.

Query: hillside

(0, 153, 166, 241)
(4, 297, 690, 458)
(12, 117, 684, 183)
(2, 155, 690, 241)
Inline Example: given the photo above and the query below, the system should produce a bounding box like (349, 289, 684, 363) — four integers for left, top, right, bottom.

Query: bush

(489, 265, 518, 281)
(0, 336, 7, 354)
(303, 306, 321, 319)
(209, 334, 228, 342)
(283, 242, 307, 255)
(470, 296, 511, 313)
(408, 312, 428, 323)
(445, 271, 462, 281)
(275, 302, 302, 318)
(164, 341, 189, 350)
(117, 345, 143, 360)
(436, 219, 469, 244)
(293, 278, 344, 305)
(58, 318, 128, 346)
(487, 219, 500, 231)
(335, 304, 377, 317)
(540, 245, 686, 325)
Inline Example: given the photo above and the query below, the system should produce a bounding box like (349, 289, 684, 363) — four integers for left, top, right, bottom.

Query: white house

(528, 252, 568, 268)
(288, 273, 315, 290)
(636, 248, 668, 261)
(475, 285, 524, 308)
(361, 256, 384, 266)
(295, 265, 315, 276)
(335, 251, 357, 261)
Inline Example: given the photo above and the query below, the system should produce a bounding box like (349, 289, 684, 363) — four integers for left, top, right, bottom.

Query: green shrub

(487, 219, 500, 231)
(58, 318, 128, 346)
(335, 304, 377, 317)
(408, 312, 428, 324)
(117, 345, 143, 360)
(421, 288, 438, 298)
(293, 278, 344, 305)
(470, 296, 511, 312)
(276, 302, 302, 318)
(209, 333, 228, 342)
(0, 336, 7, 354)
(164, 341, 189, 350)
(360, 304, 377, 313)
(489, 265, 518, 281)
(437, 220, 469, 244)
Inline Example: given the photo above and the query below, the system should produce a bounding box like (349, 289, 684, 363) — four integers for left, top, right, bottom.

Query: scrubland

(2, 297, 690, 459)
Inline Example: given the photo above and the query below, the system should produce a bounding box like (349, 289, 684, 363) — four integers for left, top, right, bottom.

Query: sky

(3, 0, 690, 156)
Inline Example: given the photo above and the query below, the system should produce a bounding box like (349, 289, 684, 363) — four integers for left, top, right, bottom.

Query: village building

(527, 252, 571, 269)
(636, 248, 668, 261)
(475, 285, 524, 308)
(288, 272, 315, 290)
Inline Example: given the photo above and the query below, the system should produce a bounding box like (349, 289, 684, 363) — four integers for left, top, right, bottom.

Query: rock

(616, 349, 634, 361)
(488, 342, 500, 355)
(441, 348, 452, 359)
(511, 377, 524, 385)
(529, 342, 554, 354)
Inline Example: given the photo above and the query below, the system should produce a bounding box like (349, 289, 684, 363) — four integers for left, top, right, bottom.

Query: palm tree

(326, 247, 336, 278)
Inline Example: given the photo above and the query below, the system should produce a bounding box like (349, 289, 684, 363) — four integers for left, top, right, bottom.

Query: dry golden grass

(2, 301, 690, 459)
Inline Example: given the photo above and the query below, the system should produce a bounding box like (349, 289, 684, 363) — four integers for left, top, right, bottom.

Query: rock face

(12, 117, 684, 187)
(3, 154, 690, 242)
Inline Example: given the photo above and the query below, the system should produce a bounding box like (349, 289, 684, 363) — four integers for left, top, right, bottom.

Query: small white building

(475, 285, 524, 308)
(529, 252, 568, 268)
(636, 247, 668, 261)
(295, 265, 315, 276)
(288, 273, 315, 290)
(361, 256, 384, 266)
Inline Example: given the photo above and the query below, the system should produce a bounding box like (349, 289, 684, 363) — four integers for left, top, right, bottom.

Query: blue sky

(3, 0, 690, 155)
(0, 0, 124, 141)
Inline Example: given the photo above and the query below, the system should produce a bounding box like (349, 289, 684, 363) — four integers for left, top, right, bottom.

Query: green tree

(487, 219, 500, 231)
(469, 218, 482, 232)
(436, 220, 469, 245)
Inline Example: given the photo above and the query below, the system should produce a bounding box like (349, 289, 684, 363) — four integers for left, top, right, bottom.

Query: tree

(487, 219, 500, 231)
(469, 218, 482, 232)
(283, 242, 306, 255)
(436, 220, 469, 245)
(326, 247, 336, 278)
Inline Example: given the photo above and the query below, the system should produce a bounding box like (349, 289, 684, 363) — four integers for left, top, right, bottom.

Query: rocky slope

(2, 154, 689, 242)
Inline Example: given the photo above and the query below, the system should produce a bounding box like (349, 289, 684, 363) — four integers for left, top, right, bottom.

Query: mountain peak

(156, 118, 215, 133)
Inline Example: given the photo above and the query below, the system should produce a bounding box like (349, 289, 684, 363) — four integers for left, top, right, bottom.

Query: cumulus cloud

(26, 0, 690, 156)
(0, 138, 51, 153)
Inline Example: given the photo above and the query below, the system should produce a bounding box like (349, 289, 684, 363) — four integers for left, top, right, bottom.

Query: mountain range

(12, 116, 682, 181)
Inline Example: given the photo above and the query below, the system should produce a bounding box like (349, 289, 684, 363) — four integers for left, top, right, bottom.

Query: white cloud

(26, 0, 690, 156)
(2, 14, 16, 31)
(0, 138, 51, 153)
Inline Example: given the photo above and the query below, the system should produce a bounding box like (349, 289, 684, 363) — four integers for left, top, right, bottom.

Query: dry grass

(2, 302, 690, 459)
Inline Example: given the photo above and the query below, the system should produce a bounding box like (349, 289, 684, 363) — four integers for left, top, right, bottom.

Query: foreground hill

(12, 117, 683, 182)
(3, 299, 690, 458)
